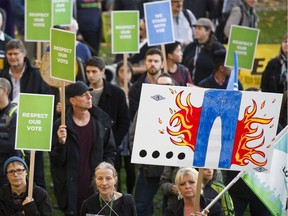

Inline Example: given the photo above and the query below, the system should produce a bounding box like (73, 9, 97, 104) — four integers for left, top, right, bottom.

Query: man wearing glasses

(0, 78, 19, 187)
(0, 156, 52, 215)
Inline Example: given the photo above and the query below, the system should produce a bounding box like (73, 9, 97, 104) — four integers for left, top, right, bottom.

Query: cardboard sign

(16, 94, 54, 151)
(131, 84, 282, 172)
(52, 0, 73, 26)
(225, 25, 259, 71)
(50, 28, 76, 82)
(144, 0, 175, 46)
(25, 0, 52, 41)
(111, 11, 139, 54)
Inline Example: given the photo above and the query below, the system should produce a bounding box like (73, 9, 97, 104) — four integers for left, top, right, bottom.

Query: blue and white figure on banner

(227, 51, 239, 91)
(144, 0, 175, 46)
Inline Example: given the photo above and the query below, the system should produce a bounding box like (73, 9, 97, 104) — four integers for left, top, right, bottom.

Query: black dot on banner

(178, 152, 185, 160)
(152, 151, 160, 158)
(166, 151, 173, 159)
(139, 150, 147, 157)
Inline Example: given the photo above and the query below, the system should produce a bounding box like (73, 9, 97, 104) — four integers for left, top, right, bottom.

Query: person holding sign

(51, 81, 116, 216)
(85, 56, 130, 193)
(80, 161, 137, 216)
(0, 156, 52, 215)
(0, 78, 20, 187)
(164, 167, 224, 216)
(0, 39, 52, 190)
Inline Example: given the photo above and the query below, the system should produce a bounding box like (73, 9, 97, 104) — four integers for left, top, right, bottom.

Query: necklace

(99, 193, 115, 216)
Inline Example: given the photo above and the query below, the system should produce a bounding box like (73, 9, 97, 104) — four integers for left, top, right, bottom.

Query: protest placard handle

(123, 54, 128, 97)
(61, 81, 66, 125)
(194, 168, 204, 213)
(28, 150, 36, 199)
(161, 44, 168, 73)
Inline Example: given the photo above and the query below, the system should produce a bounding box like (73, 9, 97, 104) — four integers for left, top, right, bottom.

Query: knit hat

(4, 156, 28, 175)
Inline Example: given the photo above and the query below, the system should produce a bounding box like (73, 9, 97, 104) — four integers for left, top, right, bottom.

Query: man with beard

(129, 48, 164, 120)
(128, 48, 164, 216)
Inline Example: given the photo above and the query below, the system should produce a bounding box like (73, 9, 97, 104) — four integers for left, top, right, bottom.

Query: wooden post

(28, 150, 36, 199)
(161, 44, 167, 73)
(123, 54, 128, 97)
(61, 81, 66, 125)
(194, 168, 204, 213)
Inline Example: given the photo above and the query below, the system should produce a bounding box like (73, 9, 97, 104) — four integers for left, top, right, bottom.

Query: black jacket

(51, 105, 116, 215)
(128, 73, 147, 120)
(94, 79, 130, 147)
(80, 193, 137, 216)
(0, 184, 52, 216)
(0, 57, 52, 100)
(182, 39, 225, 85)
(165, 196, 225, 216)
(261, 55, 287, 93)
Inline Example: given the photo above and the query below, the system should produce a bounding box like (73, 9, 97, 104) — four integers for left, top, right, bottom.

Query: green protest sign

(16, 94, 54, 151)
(112, 11, 139, 54)
(25, 0, 52, 41)
(50, 28, 76, 82)
(225, 25, 259, 70)
(53, 0, 73, 26)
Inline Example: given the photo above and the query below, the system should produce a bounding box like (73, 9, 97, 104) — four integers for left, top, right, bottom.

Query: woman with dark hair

(182, 18, 225, 85)
(261, 33, 287, 93)
(114, 60, 136, 195)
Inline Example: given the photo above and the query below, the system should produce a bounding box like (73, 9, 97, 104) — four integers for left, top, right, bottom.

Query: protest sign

(50, 28, 75, 82)
(111, 11, 139, 53)
(25, 0, 52, 41)
(15, 93, 54, 151)
(144, 0, 174, 46)
(131, 85, 282, 171)
(53, 0, 73, 26)
(225, 25, 259, 71)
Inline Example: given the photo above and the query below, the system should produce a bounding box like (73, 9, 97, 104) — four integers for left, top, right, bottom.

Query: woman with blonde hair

(80, 162, 136, 216)
(165, 167, 224, 216)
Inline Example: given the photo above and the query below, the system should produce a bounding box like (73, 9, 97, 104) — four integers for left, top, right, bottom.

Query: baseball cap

(193, 18, 215, 32)
(65, 81, 93, 99)
(4, 156, 28, 175)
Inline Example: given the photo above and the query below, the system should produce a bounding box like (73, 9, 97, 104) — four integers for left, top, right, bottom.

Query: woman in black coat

(261, 33, 287, 93)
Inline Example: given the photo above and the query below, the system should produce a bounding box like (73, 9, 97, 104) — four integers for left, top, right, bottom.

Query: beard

(147, 66, 161, 75)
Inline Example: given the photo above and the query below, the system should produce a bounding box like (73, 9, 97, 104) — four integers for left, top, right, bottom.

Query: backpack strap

(182, 9, 192, 28)
(238, 4, 244, 26)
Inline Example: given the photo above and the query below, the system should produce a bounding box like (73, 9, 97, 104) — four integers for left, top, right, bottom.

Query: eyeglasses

(7, 169, 26, 176)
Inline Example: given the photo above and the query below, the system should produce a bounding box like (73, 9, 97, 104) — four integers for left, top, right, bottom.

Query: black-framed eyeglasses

(7, 169, 26, 176)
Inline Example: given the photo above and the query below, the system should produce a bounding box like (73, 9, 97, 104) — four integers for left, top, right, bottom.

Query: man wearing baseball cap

(51, 81, 116, 216)
(0, 156, 52, 215)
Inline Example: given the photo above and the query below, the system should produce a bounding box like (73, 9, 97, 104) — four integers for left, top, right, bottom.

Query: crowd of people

(0, 0, 287, 215)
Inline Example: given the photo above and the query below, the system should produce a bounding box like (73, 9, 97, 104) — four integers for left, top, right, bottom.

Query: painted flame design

(166, 91, 201, 151)
(231, 100, 273, 166)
